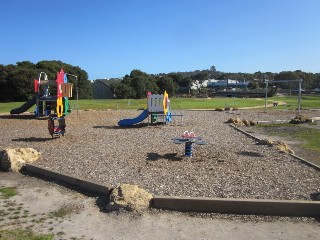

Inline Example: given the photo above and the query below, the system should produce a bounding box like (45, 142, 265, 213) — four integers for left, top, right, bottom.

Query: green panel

(63, 97, 71, 115)
(151, 113, 157, 123)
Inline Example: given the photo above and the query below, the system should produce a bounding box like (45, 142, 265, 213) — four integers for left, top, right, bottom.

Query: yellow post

(56, 97, 63, 117)
(163, 91, 169, 115)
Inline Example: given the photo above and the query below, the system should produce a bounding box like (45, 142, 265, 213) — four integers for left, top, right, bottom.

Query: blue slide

(10, 97, 36, 114)
(118, 109, 149, 126)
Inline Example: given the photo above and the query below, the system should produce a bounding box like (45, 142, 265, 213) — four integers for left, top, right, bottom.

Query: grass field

(256, 123, 320, 153)
(270, 95, 320, 110)
(0, 95, 319, 113)
(0, 229, 54, 240)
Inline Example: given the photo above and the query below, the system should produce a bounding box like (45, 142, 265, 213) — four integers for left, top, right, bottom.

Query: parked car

(292, 89, 305, 92)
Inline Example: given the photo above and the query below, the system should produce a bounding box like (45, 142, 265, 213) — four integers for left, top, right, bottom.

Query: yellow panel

(56, 97, 63, 117)
(163, 91, 169, 115)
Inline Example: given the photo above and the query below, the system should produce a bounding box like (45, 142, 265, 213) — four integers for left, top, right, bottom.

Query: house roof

(93, 79, 111, 87)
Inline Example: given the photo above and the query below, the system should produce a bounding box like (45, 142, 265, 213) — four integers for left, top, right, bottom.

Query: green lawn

(170, 97, 265, 109)
(257, 123, 320, 153)
(0, 95, 319, 113)
(270, 95, 320, 110)
(0, 187, 17, 199)
(68, 97, 275, 110)
(0, 229, 54, 240)
(297, 128, 320, 150)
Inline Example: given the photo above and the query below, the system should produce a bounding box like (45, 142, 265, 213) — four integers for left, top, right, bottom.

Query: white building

(191, 79, 249, 90)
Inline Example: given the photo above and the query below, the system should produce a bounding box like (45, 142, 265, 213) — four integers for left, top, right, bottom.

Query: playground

(0, 108, 319, 201)
(9, 69, 74, 138)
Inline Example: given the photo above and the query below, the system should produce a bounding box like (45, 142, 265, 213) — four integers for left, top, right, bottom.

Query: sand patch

(0, 148, 41, 172)
(107, 184, 153, 212)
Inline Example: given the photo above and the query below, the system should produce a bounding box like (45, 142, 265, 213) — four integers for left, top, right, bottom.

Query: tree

(167, 73, 183, 86)
(36, 60, 92, 99)
(0, 64, 9, 101)
(0, 60, 92, 102)
(180, 76, 192, 89)
(273, 71, 301, 89)
(190, 71, 209, 93)
(112, 81, 136, 99)
(1, 63, 37, 101)
(156, 75, 178, 96)
(72, 66, 92, 99)
(209, 65, 216, 78)
(110, 70, 160, 99)
(247, 81, 259, 90)
(210, 65, 216, 73)
(167, 73, 192, 91)
(191, 71, 209, 81)
(11, 67, 37, 101)
(167, 73, 192, 94)
(128, 70, 159, 98)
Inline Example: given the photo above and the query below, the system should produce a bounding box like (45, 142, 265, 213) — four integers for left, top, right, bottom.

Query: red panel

(56, 69, 64, 98)
(34, 79, 39, 93)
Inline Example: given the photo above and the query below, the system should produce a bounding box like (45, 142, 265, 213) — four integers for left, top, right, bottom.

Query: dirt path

(189, 100, 287, 110)
(1, 171, 319, 240)
(238, 100, 286, 110)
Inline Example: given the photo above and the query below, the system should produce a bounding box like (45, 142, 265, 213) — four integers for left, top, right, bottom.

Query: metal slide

(118, 109, 149, 126)
(10, 96, 36, 114)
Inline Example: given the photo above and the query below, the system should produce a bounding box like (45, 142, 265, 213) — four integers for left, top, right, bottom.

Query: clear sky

(1, 0, 319, 79)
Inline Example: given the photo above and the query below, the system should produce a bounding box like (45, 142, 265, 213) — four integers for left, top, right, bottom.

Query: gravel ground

(1, 109, 319, 200)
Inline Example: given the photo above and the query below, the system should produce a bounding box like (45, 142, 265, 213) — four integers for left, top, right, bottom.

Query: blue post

(185, 142, 193, 157)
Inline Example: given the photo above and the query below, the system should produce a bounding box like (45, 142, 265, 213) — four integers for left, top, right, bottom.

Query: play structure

(118, 91, 175, 126)
(10, 69, 74, 137)
(172, 131, 207, 157)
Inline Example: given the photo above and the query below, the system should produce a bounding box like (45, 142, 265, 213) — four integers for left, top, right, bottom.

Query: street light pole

(263, 74, 269, 113)
(298, 79, 302, 114)
(264, 80, 268, 113)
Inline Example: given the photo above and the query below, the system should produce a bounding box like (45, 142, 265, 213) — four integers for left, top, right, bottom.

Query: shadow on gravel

(0, 114, 36, 119)
(147, 152, 183, 161)
(95, 195, 111, 213)
(12, 137, 54, 142)
(118, 122, 163, 128)
(237, 151, 265, 157)
(0, 115, 49, 120)
(93, 125, 120, 129)
(93, 123, 149, 129)
(310, 192, 320, 201)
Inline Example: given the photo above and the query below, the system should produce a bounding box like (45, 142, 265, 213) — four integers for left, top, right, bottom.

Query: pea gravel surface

(1, 109, 319, 200)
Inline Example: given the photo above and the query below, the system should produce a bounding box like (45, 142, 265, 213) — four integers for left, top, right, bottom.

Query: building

(92, 80, 113, 99)
(207, 79, 249, 89)
(190, 80, 210, 90)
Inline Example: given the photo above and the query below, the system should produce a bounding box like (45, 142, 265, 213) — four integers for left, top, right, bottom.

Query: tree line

(0, 61, 92, 102)
(1, 61, 319, 101)
(111, 69, 192, 99)
(110, 66, 320, 99)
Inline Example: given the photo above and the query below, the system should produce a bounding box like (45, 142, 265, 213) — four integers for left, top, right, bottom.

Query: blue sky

(1, 0, 319, 79)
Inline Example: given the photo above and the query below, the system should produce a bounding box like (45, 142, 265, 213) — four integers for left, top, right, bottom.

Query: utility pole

(264, 80, 268, 113)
